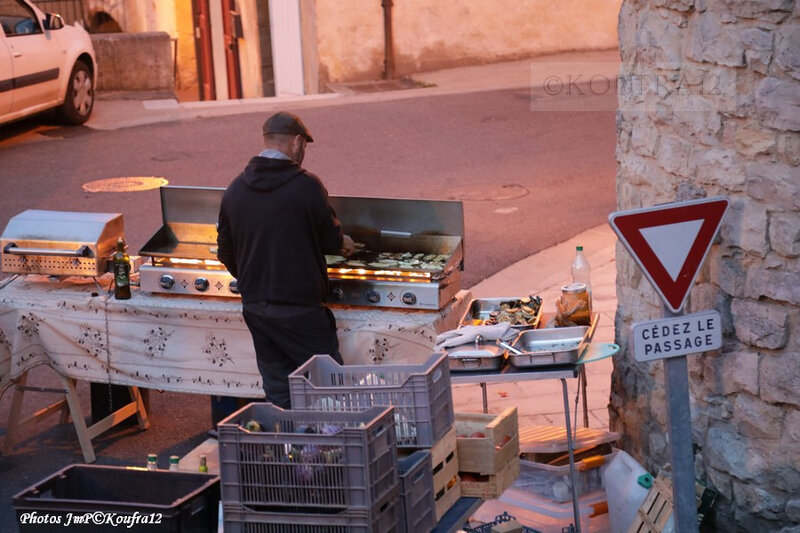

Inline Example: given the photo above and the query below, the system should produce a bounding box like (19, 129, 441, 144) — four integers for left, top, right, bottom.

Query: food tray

(459, 297, 543, 330)
(445, 344, 507, 373)
(508, 326, 589, 368)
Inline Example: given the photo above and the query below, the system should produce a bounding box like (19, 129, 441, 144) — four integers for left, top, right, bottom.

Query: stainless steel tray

(459, 297, 543, 330)
(444, 345, 507, 373)
(507, 326, 589, 368)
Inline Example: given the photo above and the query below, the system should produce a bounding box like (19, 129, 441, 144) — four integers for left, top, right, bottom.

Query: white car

(1, 0, 96, 126)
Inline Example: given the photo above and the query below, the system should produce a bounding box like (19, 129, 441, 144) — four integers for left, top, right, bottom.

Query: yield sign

(608, 197, 730, 312)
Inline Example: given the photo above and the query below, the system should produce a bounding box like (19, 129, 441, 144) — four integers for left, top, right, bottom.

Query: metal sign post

(609, 197, 729, 533)
(662, 305, 699, 533)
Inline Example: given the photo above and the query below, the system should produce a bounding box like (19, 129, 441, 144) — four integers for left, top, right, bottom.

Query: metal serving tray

(507, 326, 589, 368)
(459, 297, 543, 330)
(444, 345, 507, 373)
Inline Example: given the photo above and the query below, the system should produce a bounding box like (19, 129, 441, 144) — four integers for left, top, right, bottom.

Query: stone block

(777, 133, 800, 166)
(734, 481, 787, 520)
(733, 393, 785, 438)
(637, 8, 685, 68)
(786, 409, 800, 443)
(787, 499, 800, 524)
(706, 425, 767, 480)
(726, 0, 793, 23)
(687, 14, 746, 67)
(690, 146, 747, 189)
(630, 124, 659, 156)
(756, 77, 800, 132)
(719, 349, 760, 395)
(731, 298, 789, 349)
(654, 0, 694, 12)
(720, 200, 769, 256)
(656, 134, 695, 176)
(769, 211, 800, 256)
(745, 161, 800, 210)
(775, 22, 800, 80)
(734, 122, 777, 157)
(741, 26, 773, 75)
(761, 353, 800, 407)
(746, 262, 800, 304)
(91, 32, 174, 92)
(675, 95, 723, 144)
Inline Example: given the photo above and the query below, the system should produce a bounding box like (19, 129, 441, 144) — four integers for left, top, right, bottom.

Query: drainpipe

(381, 0, 395, 79)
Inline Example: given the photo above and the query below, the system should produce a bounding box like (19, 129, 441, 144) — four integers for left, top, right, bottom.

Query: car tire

(58, 60, 94, 125)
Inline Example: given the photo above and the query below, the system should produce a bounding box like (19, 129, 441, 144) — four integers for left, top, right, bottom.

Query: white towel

(435, 323, 514, 350)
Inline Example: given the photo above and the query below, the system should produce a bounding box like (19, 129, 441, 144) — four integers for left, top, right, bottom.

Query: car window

(0, 0, 41, 36)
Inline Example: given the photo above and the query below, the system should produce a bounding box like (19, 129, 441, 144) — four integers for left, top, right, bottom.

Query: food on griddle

(325, 243, 449, 272)
(483, 295, 543, 326)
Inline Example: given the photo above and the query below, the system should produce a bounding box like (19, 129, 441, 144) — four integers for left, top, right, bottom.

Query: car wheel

(58, 60, 94, 125)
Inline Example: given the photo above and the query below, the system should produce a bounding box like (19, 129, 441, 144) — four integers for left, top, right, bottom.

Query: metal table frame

(447, 315, 617, 533)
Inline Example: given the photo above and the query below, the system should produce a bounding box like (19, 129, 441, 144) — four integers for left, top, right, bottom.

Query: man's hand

(340, 235, 356, 257)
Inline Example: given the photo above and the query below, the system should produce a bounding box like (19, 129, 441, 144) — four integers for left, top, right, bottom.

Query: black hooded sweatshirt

(216, 156, 343, 305)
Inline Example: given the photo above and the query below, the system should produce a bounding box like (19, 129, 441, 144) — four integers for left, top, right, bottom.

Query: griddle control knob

(401, 292, 417, 306)
(159, 274, 175, 290)
(229, 279, 239, 294)
(330, 287, 344, 301)
(366, 290, 381, 303)
(194, 277, 210, 292)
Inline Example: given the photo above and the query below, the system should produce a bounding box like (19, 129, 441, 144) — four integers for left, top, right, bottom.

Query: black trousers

(242, 302, 342, 409)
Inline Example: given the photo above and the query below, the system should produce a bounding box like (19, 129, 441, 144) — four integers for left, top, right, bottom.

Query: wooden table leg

(60, 375, 96, 463)
(3, 371, 71, 457)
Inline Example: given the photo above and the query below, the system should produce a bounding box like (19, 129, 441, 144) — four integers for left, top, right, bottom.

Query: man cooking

(217, 111, 355, 408)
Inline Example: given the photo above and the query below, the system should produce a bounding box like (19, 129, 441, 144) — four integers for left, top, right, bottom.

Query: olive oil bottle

(113, 237, 132, 300)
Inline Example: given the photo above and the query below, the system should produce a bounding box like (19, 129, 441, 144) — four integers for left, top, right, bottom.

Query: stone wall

(614, 0, 799, 531)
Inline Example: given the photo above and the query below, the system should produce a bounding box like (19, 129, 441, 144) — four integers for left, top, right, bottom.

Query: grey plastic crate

(222, 486, 401, 533)
(217, 403, 398, 511)
(289, 352, 454, 447)
(398, 450, 436, 533)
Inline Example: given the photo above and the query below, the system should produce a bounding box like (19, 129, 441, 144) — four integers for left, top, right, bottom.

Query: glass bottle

(169, 455, 180, 471)
(112, 237, 132, 300)
(198, 454, 208, 473)
(146, 453, 158, 471)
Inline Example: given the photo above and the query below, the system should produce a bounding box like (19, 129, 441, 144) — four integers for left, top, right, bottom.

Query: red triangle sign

(608, 197, 730, 312)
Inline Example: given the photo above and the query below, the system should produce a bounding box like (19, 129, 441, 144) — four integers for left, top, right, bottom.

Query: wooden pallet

(628, 474, 674, 533)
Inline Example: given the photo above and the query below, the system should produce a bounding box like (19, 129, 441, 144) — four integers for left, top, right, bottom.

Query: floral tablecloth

(0, 275, 470, 398)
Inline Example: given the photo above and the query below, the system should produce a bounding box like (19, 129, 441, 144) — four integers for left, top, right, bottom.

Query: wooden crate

(435, 475, 461, 522)
(460, 455, 520, 499)
(399, 426, 461, 522)
(456, 407, 519, 475)
(628, 474, 673, 533)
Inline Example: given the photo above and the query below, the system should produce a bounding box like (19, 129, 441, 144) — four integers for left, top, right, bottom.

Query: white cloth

(0, 275, 471, 397)
(435, 323, 515, 350)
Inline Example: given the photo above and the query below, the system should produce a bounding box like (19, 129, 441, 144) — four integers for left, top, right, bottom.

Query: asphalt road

(0, 85, 616, 531)
(0, 86, 616, 288)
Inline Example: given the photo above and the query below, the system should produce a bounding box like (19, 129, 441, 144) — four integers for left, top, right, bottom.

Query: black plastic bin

(13, 464, 220, 533)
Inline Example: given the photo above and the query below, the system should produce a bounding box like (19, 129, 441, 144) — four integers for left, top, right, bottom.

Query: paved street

(0, 52, 620, 532)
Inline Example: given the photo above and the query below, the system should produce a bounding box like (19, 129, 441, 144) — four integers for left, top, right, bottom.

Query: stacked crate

(289, 352, 456, 525)
(218, 403, 401, 533)
(455, 407, 520, 500)
(398, 450, 437, 533)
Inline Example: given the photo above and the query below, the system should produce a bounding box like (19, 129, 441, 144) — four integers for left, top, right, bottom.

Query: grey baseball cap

(262, 111, 314, 142)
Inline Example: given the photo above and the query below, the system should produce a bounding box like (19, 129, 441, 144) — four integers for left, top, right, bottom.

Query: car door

(1, 0, 61, 113)
(0, 29, 13, 117)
